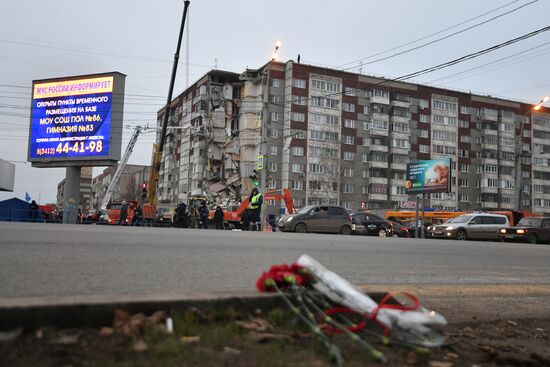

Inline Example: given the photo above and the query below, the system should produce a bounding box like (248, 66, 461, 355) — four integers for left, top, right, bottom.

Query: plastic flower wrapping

(256, 254, 447, 365)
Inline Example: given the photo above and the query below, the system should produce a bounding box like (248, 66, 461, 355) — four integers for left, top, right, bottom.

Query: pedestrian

(119, 200, 129, 225)
(199, 201, 209, 229)
(248, 187, 263, 231)
(241, 209, 251, 231)
(214, 206, 224, 230)
(29, 200, 39, 221)
(132, 204, 143, 226)
(174, 202, 188, 228)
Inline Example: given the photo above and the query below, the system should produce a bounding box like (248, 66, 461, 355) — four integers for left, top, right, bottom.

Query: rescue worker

(248, 187, 263, 231)
(199, 201, 209, 229)
(214, 206, 224, 230)
(241, 209, 251, 231)
(174, 202, 188, 228)
(132, 204, 143, 226)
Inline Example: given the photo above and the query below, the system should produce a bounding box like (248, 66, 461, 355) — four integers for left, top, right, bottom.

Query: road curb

(0, 292, 393, 330)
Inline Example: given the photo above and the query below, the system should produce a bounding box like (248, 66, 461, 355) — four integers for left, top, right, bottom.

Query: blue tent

(0, 197, 43, 222)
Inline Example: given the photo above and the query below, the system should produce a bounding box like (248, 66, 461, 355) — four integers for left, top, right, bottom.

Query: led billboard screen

(28, 72, 125, 167)
(406, 158, 452, 194)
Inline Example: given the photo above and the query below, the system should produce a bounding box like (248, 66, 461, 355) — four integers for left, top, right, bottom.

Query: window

(312, 97, 339, 109)
(370, 151, 387, 162)
(309, 146, 338, 158)
(363, 105, 369, 114)
(292, 146, 304, 156)
(343, 135, 354, 145)
(270, 112, 279, 122)
(459, 120, 469, 128)
(269, 146, 278, 155)
(268, 128, 279, 138)
(267, 179, 277, 189)
(392, 154, 408, 164)
(460, 106, 470, 114)
(433, 99, 457, 111)
(362, 153, 369, 162)
(370, 184, 387, 194)
(344, 119, 356, 128)
(419, 114, 430, 123)
(268, 162, 277, 172)
(393, 171, 406, 180)
(419, 99, 429, 109)
(311, 79, 326, 90)
(271, 79, 281, 87)
(371, 89, 389, 98)
(433, 115, 457, 126)
(309, 180, 322, 190)
(419, 144, 430, 153)
(433, 130, 456, 141)
(310, 113, 339, 125)
(523, 129, 531, 138)
(501, 180, 514, 189)
(391, 138, 410, 149)
(391, 186, 406, 195)
(343, 168, 354, 177)
(419, 129, 429, 138)
(459, 194, 469, 202)
(271, 95, 281, 103)
(344, 87, 356, 96)
(343, 201, 353, 210)
(368, 119, 388, 130)
(291, 180, 303, 190)
(432, 145, 456, 155)
(500, 138, 514, 146)
(309, 130, 339, 142)
(484, 178, 498, 188)
(292, 112, 305, 122)
(392, 122, 410, 133)
(459, 150, 468, 158)
(343, 103, 355, 112)
(292, 95, 306, 105)
(499, 122, 514, 132)
(459, 178, 469, 187)
(343, 151, 355, 160)
(293, 79, 306, 88)
(291, 163, 303, 173)
(343, 184, 353, 194)
(327, 81, 340, 93)
(483, 164, 497, 173)
(523, 184, 530, 193)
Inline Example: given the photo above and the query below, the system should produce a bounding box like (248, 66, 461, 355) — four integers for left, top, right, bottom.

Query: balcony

(370, 95, 390, 105)
(366, 161, 389, 169)
(481, 201, 498, 209)
(368, 193, 387, 201)
(500, 202, 515, 210)
(368, 177, 388, 185)
(366, 127, 389, 137)
(390, 162, 407, 171)
(391, 194, 409, 202)
(480, 187, 498, 194)
(369, 144, 389, 152)
(390, 100, 410, 109)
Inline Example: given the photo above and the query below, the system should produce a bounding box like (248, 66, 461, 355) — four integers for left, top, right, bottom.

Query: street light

(271, 41, 281, 61)
(533, 96, 549, 111)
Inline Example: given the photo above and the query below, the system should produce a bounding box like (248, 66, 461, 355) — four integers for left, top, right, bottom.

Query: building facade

(56, 166, 93, 212)
(155, 60, 550, 214)
(90, 164, 151, 209)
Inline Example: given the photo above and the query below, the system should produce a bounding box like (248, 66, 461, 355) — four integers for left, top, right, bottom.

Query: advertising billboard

(406, 158, 452, 194)
(28, 72, 125, 167)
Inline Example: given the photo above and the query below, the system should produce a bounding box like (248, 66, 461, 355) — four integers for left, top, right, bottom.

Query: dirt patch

(1, 308, 549, 366)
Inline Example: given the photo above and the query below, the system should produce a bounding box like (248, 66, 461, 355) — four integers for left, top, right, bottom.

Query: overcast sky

(1, 0, 549, 203)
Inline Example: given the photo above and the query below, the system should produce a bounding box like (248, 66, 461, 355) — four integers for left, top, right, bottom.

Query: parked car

(431, 213, 509, 241)
(351, 212, 393, 237)
(498, 216, 550, 244)
(278, 205, 352, 234)
(390, 221, 411, 237)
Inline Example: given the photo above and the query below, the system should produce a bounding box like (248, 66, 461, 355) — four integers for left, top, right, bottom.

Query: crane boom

(100, 125, 142, 211)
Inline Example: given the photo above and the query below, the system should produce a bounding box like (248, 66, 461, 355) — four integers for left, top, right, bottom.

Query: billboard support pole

(421, 193, 426, 239)
(415, 195, 420, 238)
(63, 166, 81, 224)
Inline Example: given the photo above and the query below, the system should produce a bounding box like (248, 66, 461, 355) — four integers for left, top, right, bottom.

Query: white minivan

(431, 213, 509, 241)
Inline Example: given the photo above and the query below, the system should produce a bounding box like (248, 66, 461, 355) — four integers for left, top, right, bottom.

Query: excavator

(209, 188, 296, 229)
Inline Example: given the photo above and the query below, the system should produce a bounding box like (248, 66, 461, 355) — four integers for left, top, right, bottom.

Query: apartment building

(89, 164, 151, 209)
(155, 60, 550, 215)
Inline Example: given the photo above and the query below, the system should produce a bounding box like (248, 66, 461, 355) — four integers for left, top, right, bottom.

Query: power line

(339, 0, 538, 70)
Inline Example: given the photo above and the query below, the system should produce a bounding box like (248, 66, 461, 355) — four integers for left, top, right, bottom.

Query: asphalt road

(1, 222, 549, 299)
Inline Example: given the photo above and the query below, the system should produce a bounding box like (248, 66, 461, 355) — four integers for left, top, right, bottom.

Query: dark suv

(351, 212, 393, 237)
(278, 205, 352, 234)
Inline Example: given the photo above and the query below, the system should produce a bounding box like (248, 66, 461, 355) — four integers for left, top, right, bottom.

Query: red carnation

(256, 272, 276, 292)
